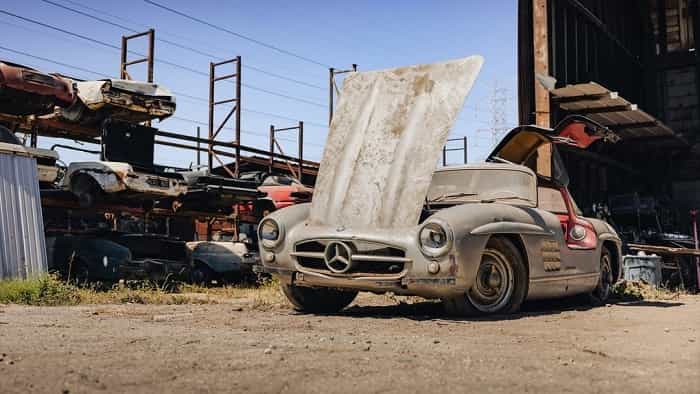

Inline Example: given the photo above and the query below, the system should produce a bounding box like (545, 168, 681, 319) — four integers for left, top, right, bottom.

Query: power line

(143, 0, 332, 69)
(169, 116, 325, 148)
(0, 10, 326, 108)
(0, 45, 328, 129)
(0, 45, 108, 78)
(39, 0, 325, 90)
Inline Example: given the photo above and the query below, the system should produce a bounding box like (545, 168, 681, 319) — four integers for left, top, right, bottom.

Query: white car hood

(309, 56, 483, 229)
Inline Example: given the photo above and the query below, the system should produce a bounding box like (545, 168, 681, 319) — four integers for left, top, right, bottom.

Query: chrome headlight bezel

(418, 219, 453, 258)
(258, 218, 284, 249)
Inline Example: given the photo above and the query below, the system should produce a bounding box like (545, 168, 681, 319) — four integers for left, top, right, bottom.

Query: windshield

(427, 165, 536, 206)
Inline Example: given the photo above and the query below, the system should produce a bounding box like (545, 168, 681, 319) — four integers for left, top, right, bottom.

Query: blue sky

(1, 0, 518, 167)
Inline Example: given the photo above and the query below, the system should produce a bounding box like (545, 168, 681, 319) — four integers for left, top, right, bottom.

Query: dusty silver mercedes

(257, 57, 622, 316)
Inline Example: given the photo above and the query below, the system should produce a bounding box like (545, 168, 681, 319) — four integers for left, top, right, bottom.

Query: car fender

(63, 162, 132, 193)
(261, 202, 311, 242)
(427, 203, 551, 289)
(587, 218, 623, 280)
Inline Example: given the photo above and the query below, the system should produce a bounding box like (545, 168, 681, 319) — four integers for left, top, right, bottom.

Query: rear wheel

(590, 247, 613, 305)
(281, 284, 358, 313)
(443, 237, 528, 316)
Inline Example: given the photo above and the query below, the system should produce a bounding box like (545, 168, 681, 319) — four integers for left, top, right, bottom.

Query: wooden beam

(532, 0, 552, 177)
(533, 0, 550, 128)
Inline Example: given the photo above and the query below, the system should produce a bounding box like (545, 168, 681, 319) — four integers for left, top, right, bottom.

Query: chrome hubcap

(467, 250, 514, 313)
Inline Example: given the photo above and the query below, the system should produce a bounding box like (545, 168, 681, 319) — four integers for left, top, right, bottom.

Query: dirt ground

(0, 293, 698, 394)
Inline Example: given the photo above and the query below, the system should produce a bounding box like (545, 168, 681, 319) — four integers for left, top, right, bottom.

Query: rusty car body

(187, 240, 258, 284)
(256, 57, 622, 316)
(61, 161, 188, 208)
(0, 61, 75, 116)
(59, 79, 175, 125)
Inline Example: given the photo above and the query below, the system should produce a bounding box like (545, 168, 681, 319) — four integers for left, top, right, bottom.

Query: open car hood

(309, 56, 483, 229)
(487, 115, 617, 187)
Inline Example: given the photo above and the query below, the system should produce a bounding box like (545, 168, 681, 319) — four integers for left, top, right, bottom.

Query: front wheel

(443, 237, 528, 316)
(281, 284, 358, 313)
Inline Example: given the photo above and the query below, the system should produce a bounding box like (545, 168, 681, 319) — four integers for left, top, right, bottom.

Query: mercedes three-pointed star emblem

(323, 241, 353, 274)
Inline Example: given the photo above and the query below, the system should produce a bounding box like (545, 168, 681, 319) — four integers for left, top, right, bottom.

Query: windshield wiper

(480, 195, 533, 204)
(429, 192, 478, 203)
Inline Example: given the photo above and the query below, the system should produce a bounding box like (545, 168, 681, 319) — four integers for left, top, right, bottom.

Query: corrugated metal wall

(0, 153, 48, 280)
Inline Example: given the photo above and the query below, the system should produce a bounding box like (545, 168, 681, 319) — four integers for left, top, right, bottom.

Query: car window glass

(538, 187, 568, 214)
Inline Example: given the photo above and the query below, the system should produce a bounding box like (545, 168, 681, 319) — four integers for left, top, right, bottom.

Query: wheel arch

(602, 239, 621, 282)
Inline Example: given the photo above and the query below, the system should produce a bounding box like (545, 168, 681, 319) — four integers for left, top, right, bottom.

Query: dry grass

(612, 280, 684, 301)
(0, 275, 286, 308)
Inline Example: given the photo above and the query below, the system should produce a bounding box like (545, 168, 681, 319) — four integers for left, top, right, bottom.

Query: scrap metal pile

(0, 60, 312, 284)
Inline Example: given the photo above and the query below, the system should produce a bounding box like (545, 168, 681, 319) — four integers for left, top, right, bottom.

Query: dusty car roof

(434, 162, 536, 174)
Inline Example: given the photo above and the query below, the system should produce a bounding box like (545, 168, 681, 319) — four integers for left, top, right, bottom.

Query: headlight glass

(258, 218, 283, 248)
(570, 224, 587, 241)
(418, 220, 452, 257)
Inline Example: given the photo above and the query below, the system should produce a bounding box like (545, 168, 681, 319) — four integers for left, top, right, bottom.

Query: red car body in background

(0, 61, 75, 116)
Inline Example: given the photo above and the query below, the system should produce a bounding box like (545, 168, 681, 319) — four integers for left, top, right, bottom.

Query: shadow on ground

(324, 295, 685, 322)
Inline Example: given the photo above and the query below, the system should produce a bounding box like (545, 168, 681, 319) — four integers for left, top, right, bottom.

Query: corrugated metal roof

(551, 82, 677, 140)
(0, 153, 48, 280)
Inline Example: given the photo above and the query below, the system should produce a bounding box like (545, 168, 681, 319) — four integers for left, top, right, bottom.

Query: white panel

(0, 153, 48, 279)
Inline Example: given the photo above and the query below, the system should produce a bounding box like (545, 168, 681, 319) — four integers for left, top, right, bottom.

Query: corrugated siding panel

(0, 153, 48, 279)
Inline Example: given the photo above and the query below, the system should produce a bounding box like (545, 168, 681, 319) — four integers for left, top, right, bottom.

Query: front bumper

(260, 225, 478, 299)
(122, 171, 188, 198)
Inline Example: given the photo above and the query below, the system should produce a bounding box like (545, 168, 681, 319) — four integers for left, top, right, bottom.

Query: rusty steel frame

(208, 56, 242, 178)
(120, 29, 155, 82)
(268, 122, 304, 181)
(442, 136, 468, 166)
(328, 64, 358, 125)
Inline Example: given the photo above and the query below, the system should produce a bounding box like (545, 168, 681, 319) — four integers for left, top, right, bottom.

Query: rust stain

(413, 74, 435, 95)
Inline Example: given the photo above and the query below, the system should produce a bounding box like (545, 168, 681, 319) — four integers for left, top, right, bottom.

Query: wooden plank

(628, 243, 700, 256)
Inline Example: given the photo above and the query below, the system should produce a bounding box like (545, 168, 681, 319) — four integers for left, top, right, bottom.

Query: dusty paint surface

(310, 56, 483, 229)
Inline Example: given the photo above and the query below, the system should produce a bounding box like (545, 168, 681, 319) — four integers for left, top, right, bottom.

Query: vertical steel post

(463, 136, 468, 163)
(235, 56, 242, 176)
(298, 121, 304, 182)
(442, 146, 447, 166)
(693, 210, 700, 289)
(208, 62, 215, 171)
(328, 67, 335, 126)
(269, 125, 275, 174)
(147, 28, 155, 83)
(196, 126, 201, 167)
(30, 127, 38, 148)
(120, 36, 128, 79)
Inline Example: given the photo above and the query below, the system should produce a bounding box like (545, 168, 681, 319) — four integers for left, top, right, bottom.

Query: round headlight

(418, 220, 453, 257)
(570, 224, 587, 241)
(258, 218, 284, 248)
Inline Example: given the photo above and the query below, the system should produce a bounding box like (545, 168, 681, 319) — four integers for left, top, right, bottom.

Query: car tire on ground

(280, 284, 358, 313)
(443, 237, 528, 316)
(190, 264, 216, 286)
(589, 246, 614, 305)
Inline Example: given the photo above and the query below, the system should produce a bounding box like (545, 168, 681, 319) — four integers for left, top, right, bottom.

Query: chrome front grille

(292, 239, 409, 277)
